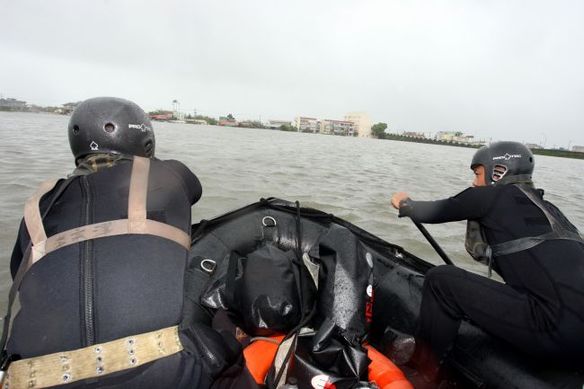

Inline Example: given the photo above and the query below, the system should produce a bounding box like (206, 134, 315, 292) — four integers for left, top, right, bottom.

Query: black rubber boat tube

(412, 220, 454, 265)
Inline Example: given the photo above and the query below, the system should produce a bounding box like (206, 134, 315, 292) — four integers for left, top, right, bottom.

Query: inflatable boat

(187, 198, 584, 389)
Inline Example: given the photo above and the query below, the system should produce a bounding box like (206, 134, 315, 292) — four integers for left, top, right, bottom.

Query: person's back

(8, 157, 199, 359)
(442, 183, 584, 353)
(1, 97, 210, 388)
(473, 183, 584, 316)
(390, 141, 584, 381)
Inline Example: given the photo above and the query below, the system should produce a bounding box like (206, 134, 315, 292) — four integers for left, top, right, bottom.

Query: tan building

(344, 112, 371, 137)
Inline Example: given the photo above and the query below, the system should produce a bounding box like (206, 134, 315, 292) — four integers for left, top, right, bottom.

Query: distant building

(435, 131, 484, 145)
(573, 145, 584, 153)
(457, 134, 481, 144)
(238, 121, 259, 128)
(295, 117, 320, 133)
(186, 118, 208, 125)
(61, 102, 80, 114)
(218, 118, 238, 127)
(344, 112, 371, 137)
(321, 119, 355, 136)
(266, 120, 292, 129)
(525, 143, 543, 150)
(150, 112, 174, 121)
(435, 131, 460, 142)
(0, 98, 27, 111)
(402, 131, 426, 139)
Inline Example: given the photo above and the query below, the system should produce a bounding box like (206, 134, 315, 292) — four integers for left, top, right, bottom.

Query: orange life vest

(243, 335, 413, 389)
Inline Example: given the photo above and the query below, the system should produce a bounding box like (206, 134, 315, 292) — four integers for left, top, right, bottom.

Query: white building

(0, 98, 27, 110)
(525, 143, 543, 150)
(344, 112, 371, 137)
(294, 117, 320, 133)
(435, 131, 460, 141)
(402, 131, 426, 139)
(321, 119, 355, 136)
(435, 131, 484, 145)
(573, 145, 584, 153)
(266, 120, 293, 129)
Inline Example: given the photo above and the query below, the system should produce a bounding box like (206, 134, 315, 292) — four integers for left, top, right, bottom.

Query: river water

(1, 112, 584, 314)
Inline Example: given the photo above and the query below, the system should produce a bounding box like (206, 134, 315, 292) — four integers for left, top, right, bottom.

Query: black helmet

(68, 97, 155, 165)
(470, 141, 534, 185)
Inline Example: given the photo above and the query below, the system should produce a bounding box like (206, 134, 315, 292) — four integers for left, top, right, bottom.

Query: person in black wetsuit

(390, 141, 584, 380)
(1, 97, 258, 389)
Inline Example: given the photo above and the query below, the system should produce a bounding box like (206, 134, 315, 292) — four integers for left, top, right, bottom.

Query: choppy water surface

(1, 112, 583, 313)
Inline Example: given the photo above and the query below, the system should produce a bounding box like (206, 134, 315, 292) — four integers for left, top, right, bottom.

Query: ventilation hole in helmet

(144, 140, 153, 157)
(104, 123, 116, 133)
(529, 157, 533, 163)
(492, 164, 508, 182)
(73, 125, 80, 135)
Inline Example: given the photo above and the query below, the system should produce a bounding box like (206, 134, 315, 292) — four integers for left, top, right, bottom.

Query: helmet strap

(493, 174, 533, 186)
(71, 153, 132, 176)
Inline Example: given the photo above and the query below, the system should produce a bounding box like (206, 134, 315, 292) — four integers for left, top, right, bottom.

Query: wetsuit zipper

(80, 176, 95, 346)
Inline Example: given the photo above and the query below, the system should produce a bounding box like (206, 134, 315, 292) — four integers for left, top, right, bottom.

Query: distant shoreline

(382, 133, 584, 160)
(2, 111, 582, 160)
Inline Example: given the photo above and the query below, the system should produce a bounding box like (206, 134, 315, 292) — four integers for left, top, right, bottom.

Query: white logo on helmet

(311, 374, 336, 389)
(90, 141, 99, 151)
(128, 123, 151, 132)
(492, 153, 521, 161)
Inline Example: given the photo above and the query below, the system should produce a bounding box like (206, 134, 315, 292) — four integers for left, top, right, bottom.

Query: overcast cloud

(1, 0, 583, 146)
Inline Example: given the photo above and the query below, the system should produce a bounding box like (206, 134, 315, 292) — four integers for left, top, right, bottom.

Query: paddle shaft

(412, 220, 454, 265)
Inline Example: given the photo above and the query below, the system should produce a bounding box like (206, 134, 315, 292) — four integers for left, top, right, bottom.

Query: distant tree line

(369, 122, 584, 160)
(383, 133, 481, 149)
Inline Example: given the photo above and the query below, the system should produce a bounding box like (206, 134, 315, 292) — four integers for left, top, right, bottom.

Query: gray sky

(1, 0, 583, 147)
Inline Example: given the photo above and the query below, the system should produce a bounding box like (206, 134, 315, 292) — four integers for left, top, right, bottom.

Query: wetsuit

(5, 158, 257, 388)
(400, 184, 584, 367)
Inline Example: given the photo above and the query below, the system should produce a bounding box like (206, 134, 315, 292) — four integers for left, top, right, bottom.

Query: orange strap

(23, 156, 191, 267)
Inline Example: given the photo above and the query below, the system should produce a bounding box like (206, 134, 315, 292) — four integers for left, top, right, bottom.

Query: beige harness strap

(128, 155, 149, 226)
(39, 219, 191, 260)
(23, 179, 59, 261)
(23, 156, 191, 265)
(5, 325, 183, 389)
